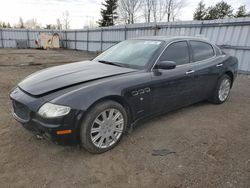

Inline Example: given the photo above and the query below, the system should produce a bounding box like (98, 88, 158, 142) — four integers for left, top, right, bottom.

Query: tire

(210, 74, 232, 104)
(80, 100, 128, 154)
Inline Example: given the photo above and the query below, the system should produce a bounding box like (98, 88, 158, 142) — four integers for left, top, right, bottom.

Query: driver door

(150, 41, 198, 114)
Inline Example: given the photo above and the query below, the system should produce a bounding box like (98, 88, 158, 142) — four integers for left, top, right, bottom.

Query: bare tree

(15, 18, 41, 29)
(45, 24, 57, 29)
(118, 0, 141, 24)
(166, 0, 185, 22)
(62, 11, 70, 29)
(143, 0, 154, 22)
(118, 0, 184, 24)
(25, 18, 41, 29)
(56, 19, 62, 30)
(18, 17, 25, 28)
(152, 0, 185, 22)
(152, 0, 168, 22)
(84, 16, 97, 29)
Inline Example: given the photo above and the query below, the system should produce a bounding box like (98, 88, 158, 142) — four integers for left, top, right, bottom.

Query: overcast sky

(1, 0, 250, 29)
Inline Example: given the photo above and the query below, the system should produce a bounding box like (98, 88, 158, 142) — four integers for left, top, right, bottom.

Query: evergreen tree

(7, 23, 11, 28)
(193, 1, 206, 20)
(204, 1, 233, 20)
(98, 0, 118, 27)
(235, 5, 250, 18)
(2, 22, 7, 28)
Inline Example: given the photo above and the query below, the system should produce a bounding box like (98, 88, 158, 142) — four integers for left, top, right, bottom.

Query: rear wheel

(80, 100, 127, 154)
(210, 74, 232, 104)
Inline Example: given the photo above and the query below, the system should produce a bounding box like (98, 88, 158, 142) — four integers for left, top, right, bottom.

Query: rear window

(190, 41, 214, 62)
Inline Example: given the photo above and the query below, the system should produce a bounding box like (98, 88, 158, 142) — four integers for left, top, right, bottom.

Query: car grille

(12, 100, 30, 122)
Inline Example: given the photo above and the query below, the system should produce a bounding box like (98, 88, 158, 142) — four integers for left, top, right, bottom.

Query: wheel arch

(224, 70, 234, 87)
(94, 95, 133, 123)
(77, 95, 133, 132)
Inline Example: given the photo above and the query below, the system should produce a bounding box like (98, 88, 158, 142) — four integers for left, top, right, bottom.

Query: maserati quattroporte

(10, 36, 238, 153)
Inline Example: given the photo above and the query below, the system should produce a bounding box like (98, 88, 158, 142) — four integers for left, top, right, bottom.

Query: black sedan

(10, 36, 238, 153)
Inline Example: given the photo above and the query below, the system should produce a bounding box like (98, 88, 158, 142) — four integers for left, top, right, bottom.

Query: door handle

(216, 63, 223, 67)
(186, 70, 195, 75)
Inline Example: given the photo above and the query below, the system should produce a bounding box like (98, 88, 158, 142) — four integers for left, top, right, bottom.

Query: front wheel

(210, 74, 232, 104)
(80, 100, 128, 154)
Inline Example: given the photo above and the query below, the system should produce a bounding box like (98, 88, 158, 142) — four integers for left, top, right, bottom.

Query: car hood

(18, 61, 136, 96)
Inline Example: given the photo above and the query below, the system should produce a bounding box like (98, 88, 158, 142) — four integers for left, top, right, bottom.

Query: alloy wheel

(218, 78, 231, 102)
(90, 108, 124, 149)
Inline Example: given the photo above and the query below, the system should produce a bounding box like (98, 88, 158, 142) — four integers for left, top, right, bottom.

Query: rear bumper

(10, 87, 84, 145)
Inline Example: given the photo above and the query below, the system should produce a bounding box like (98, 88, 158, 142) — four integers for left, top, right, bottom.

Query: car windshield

(93, 40, 163, 69)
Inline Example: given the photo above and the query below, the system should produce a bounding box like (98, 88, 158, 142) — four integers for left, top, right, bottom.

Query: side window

(214, 45, 222, 55)
(159, 41, 190, 66)
(190, 41, 214, 62)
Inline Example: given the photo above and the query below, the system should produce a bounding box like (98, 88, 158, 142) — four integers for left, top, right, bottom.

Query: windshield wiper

(98, 60, 122, 67)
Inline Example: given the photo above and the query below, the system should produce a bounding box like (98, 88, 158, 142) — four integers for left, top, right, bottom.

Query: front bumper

(20, 118, 79, 145)
(10, 87, 84, 145)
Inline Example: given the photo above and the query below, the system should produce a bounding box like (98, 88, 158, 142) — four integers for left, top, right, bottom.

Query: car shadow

(26, 100, 212, 155)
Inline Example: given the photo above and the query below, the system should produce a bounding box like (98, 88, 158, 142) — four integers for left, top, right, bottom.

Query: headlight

(38, 103, 71, 118)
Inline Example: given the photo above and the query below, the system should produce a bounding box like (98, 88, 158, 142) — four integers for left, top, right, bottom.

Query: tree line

(0, 0, 249, 29)
(193, 1, 250, 20)
(99, 0, 250, 27)
(99, 0, 186, 26)
(0, 11, 69, 30)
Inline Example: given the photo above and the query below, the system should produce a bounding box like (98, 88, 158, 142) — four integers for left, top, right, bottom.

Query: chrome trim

(186, 70, 195, 74)
(138, 89, 145, 94)
(144, 87, 151, 93)
(216, 63, 223, 67)
(151, 39, 217, 71)
(151, 39, 188, 71)
(131, 91, 139, 96)
(11, 108, 29, 123)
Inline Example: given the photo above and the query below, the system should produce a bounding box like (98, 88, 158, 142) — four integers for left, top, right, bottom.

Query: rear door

(151, 41, 198, 114)
(189, 40, 222, 99)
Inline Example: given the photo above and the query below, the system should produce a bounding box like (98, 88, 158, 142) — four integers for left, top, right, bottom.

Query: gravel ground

(0, 49, 249, 188)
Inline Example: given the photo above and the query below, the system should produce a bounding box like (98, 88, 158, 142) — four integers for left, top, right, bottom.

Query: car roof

(132, 35, 210, 43)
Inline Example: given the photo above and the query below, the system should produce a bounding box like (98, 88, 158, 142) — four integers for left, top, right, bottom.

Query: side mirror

(156, 61, 176, 70)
